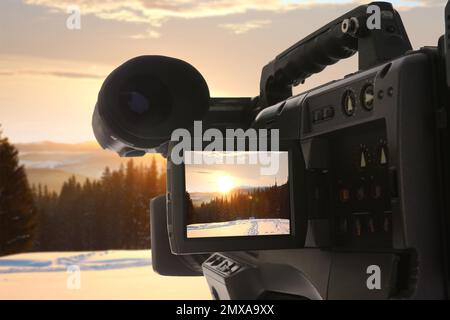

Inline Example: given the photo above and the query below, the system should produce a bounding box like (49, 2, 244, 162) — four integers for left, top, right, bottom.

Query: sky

(185, 151, 289, 193)
(0, 0, 446, 143)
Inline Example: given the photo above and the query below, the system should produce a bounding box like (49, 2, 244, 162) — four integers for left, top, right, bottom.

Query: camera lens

(117, 74, 172, 131)
(124, 92, 149, 115)
(94, 55, 210, 151)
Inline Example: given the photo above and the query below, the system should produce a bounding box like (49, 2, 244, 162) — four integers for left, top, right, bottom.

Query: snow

(0, 250, 211, 299)
(187, 218, 290, 238)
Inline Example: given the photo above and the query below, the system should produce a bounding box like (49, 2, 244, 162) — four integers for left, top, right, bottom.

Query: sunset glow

(217, 175, 235, 193)
(1, 1, 442, 144)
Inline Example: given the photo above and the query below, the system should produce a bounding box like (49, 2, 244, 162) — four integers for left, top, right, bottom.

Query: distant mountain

(26, 168, 89, 193)
(189, 187, 257, 207)
(189, 192, 223, 207)
(17, 141, 165, 193)
(16, 141, 100, 153)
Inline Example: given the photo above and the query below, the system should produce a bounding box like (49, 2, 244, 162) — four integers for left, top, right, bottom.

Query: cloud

(24, 1, 435, 27)
(24, 0, 313, 24)
(0, 70, 105, 79)
(219, 19, 271, 34)
(23, 0, 442, 39)
(20, 159, 81, 169)
(130, 28, 161, 39)
(194, 170, 213, 175)
(417, 0, 445, 4)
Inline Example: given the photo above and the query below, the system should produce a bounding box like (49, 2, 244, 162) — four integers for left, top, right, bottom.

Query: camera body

(93, 1, 450, 299)
(254, 51, 439, 252)
(168, 50, 447, 299)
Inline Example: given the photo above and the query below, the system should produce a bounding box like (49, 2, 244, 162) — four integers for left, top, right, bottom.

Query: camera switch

(356, 186, 366, 201)
(313, 109, 324, 122)
(368, 217, 375, 233)
(354, 218, 362, 236)
(324, 106, 335, 119)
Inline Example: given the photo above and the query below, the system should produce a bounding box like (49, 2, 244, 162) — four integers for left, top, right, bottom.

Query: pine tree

(148, 157, 158, 196)
(28, 155, 167, 251)
(0, 128, 37, 255)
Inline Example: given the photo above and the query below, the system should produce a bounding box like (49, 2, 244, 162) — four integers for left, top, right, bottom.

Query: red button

(339, 188, 350, 202)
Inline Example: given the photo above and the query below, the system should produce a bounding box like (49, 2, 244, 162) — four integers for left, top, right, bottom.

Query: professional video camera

(92, 2, 450, 299)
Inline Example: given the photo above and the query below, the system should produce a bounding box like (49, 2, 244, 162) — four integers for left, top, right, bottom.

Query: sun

(217, 175, 235, 193)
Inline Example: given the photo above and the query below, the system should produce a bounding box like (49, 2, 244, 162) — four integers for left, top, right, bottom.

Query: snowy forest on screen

(186, 182, 290, 225)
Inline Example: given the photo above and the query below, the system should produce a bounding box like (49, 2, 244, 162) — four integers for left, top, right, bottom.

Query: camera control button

(312, 109, 324, 122)
(324, 106, 335, 119)
(339, 217, 348, 233)
(342, 90, 356, 116)
(383, 215, 391, 233)
(368, 217, 375, 233)
(387, 87, 394, 97)
(356, 186, 366, 201)
(354, 218, 362, 236)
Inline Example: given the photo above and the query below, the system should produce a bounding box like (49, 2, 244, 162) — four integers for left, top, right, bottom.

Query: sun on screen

(217, 175, 235, 193)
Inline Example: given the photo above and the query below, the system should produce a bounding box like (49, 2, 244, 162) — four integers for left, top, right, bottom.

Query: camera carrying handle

(259, 1, 412, 107)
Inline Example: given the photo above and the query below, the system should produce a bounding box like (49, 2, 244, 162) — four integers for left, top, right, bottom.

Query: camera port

(361, 83, 374, 111)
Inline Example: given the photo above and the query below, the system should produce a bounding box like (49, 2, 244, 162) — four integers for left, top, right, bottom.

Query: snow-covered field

(0, 250, 211, 300)
(187, 218, 290, 238)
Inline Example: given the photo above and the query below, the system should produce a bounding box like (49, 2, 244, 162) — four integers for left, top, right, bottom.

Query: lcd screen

(184, 151, 290, 238)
